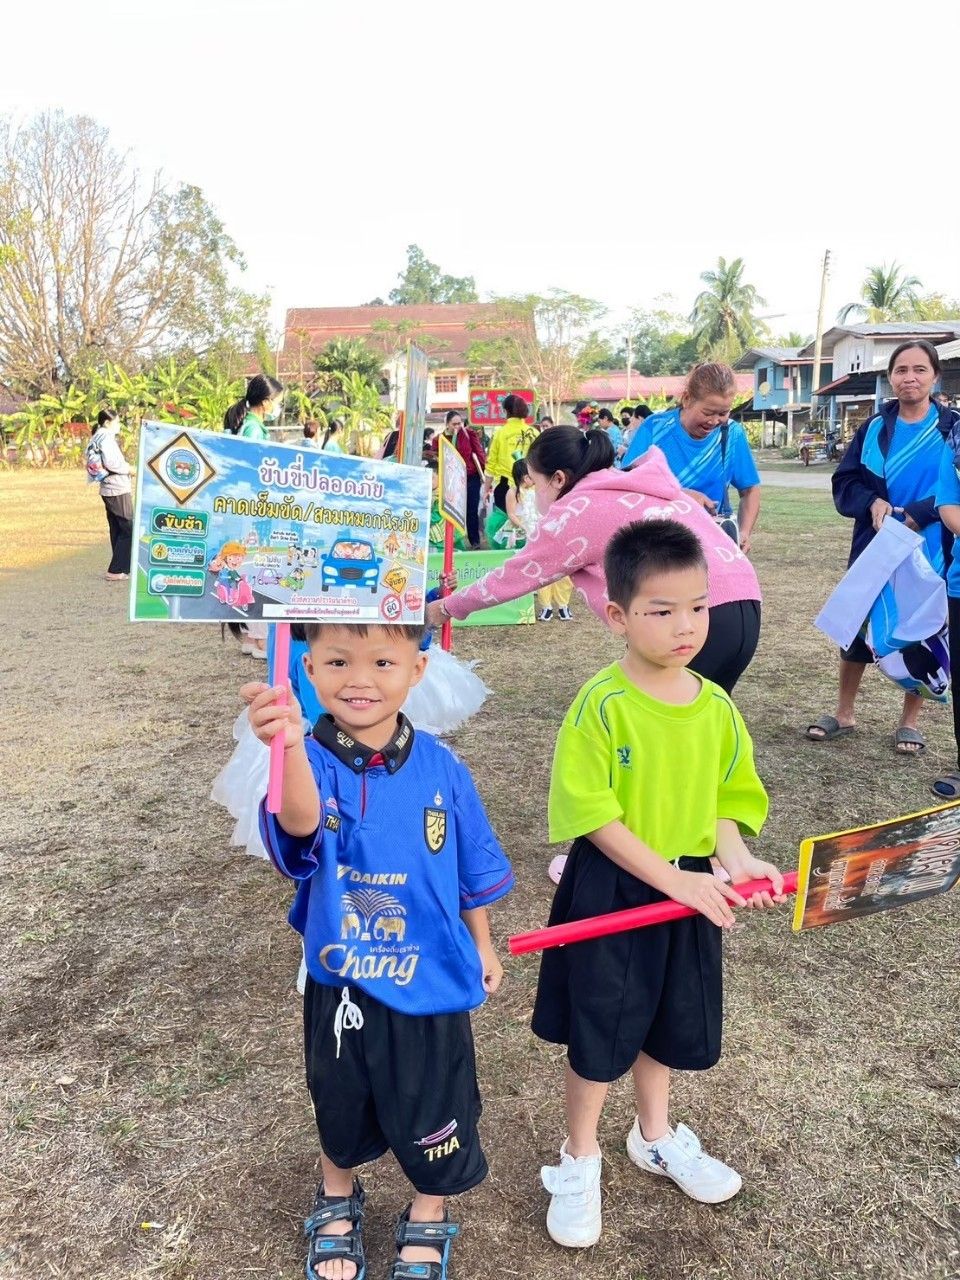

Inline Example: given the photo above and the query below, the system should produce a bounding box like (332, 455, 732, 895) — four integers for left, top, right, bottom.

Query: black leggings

(466, 473, 482, 547)
(493, 477, 510, 512)
(688, 599, 761, 694)
(101, 492, 133, 574)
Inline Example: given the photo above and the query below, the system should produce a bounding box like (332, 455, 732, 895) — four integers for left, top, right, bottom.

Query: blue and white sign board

(130, 421, 432, 624)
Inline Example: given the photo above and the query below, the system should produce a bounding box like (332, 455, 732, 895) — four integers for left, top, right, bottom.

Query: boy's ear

(604, 599, 627, 634)
(303, 651, 315, 681)
(408, 649, 429, 689)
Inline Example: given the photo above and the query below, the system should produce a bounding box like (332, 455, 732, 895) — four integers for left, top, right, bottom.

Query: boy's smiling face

(606, 565, 709, 671)
(304, 627, 426, 747)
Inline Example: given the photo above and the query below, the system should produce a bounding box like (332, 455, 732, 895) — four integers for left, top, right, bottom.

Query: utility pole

(808, 249, 831, 439)
(625, 330, 633, 400)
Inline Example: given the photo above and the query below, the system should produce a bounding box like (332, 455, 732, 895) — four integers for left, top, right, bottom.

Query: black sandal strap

(304, 1178, 366, 1236)
(304, 1196, 365, 1235)
(394, 1216, 458, 1251)
(391, 1265, 443, 1280)
(307, 1232, 365, 1269)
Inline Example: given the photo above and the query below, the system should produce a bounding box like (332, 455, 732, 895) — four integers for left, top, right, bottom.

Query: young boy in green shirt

(533, 518, 786, 1249)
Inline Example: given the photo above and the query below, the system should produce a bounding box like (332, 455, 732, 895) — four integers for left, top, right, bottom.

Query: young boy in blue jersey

(248, 621, 513, 1280)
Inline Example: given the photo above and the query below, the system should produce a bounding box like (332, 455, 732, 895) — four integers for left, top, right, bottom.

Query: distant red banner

(468, 388, 535, 428)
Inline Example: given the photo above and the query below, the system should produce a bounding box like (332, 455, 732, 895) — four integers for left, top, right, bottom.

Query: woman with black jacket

(807, 340, 958, 755)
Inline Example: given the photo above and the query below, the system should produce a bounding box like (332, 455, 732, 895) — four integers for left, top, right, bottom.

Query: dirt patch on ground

(1, 474, 958, 1279)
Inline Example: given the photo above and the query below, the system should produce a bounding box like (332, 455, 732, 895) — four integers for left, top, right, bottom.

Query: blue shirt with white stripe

(621, 407, 760, 509)
(861, 404, 944, 572)
(935, 444, 960, 597)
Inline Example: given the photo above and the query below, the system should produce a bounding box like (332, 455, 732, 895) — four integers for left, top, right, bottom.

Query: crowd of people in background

(91, 350, 960, 796)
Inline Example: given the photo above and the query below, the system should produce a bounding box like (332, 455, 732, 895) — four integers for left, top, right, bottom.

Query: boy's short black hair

(293, 622, 426, 647)
(632, 404, 652, 420)
(604, 519, 707, 608)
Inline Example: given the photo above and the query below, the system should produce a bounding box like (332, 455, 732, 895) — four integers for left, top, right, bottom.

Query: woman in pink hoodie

(426, 427, 761, 693)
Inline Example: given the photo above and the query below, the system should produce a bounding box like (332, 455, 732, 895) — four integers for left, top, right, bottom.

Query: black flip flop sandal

(894, 726, 925, 756)
(304, 1179, 366, 1280)
(806, 714, 855, 742)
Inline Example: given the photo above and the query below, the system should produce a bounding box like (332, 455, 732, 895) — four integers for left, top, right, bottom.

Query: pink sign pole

(266, 622, 291, 814)
(509, 871, 799, 956)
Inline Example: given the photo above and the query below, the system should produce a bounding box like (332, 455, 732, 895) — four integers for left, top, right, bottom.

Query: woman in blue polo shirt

(808, 340, 956, 756)
(621, 362, 760, 552)
(932, 421, 960, 796)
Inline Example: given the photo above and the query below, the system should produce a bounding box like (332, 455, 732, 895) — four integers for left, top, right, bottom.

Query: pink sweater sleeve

(444, 523, 581, 619)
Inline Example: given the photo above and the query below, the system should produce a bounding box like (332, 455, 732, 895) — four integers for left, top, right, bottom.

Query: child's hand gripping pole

(441, 524, 454, 653)
(266, 622, 291, 814)
(508, 870, 799, 956)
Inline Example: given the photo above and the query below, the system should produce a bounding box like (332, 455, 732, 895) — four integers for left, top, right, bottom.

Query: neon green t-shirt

(549, 662, 768, 858)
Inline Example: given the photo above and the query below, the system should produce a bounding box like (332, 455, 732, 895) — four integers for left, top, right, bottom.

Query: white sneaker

(557, 606, 573, 621)
(538, 607, 553, 621)
(540, 1141, 602, 1248)
(241, 643, 268, 658)
(626, 1120, 741, 1203)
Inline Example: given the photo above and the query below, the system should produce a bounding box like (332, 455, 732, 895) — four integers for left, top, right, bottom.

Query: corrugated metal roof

(734, 347, 802, 368)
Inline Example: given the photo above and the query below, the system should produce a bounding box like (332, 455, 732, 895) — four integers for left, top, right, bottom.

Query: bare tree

(467, 291, 606, 421)
(0, 112, 267, 394)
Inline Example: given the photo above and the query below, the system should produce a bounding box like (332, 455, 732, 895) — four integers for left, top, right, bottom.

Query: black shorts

(840, 632, 873, 664)
(531, 841, 722, 1083)
(689, 599, 761, 694)
(303, 978, 487, 1196)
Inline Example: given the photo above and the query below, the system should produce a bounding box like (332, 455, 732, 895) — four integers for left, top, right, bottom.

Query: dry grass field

(1, 471, 957, 1280)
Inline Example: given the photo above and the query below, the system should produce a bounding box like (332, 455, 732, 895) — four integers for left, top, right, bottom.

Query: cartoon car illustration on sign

(321, 538, 382, 593)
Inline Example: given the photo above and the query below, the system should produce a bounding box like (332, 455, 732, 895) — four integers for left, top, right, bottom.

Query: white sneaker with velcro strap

(540, 1141, 602, 1248)
(626, 1119, 742, 1203)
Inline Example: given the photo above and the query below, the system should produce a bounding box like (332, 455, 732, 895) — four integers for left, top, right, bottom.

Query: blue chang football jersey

(260, 715, 513, 1015)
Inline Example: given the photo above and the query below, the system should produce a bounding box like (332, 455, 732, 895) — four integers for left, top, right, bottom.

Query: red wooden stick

(509, 870, 799, 956)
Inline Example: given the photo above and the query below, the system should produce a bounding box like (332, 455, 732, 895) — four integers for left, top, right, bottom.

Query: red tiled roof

(576, 371, 753, 402)
(280, 303, 529, 374)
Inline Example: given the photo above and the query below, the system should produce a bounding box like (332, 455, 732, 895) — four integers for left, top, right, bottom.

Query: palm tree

(690, 258, 766, 363)
(838, 262, 922, 323)
(776, 331, 813, 349)
(314, 337, 385, 387)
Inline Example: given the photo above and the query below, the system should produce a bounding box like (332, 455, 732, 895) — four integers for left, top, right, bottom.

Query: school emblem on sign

(424, 807, 447, 854)
(147, 431, 217, 506)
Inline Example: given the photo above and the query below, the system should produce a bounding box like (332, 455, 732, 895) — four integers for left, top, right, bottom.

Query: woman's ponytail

(224, 373, 283, 433)
(526, 425, 614, 498)
(223, 396, 247, 434)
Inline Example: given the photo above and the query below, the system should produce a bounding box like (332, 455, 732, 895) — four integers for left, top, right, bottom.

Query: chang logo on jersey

(617, 745, 632, 768)
(340, 888, 405, 941)
(318, 944, 418, 987)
